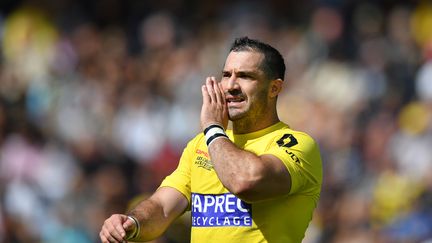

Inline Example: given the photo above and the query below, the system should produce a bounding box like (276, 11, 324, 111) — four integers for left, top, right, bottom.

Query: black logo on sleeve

(276, 134, 300, 164)
(276, 134, 298, 148)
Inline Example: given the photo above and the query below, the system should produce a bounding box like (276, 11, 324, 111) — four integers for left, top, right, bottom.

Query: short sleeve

(159, 135, 200, 206)
(264, 132, 322, 195)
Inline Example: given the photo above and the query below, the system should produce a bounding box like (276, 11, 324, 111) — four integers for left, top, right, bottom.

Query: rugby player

(100, 36, 322, 243)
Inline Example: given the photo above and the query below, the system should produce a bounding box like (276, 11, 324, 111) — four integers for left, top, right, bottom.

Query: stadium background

(0, 0, 432, 242)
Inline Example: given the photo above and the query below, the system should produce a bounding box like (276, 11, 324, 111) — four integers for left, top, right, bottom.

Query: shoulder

(272, 123, 316, 142)
(184, 132, 206, 150)
(270, 124, 319, 152)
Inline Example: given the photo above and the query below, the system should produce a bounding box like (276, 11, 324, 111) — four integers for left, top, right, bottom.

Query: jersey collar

(227, 122, 288, 141)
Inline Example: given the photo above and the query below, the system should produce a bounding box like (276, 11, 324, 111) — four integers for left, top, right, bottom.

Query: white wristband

(203, 124, 228, 146)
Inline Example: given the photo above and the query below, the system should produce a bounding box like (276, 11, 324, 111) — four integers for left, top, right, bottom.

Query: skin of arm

(100, 187, 188, 243)
(201, 77, 291, 203)
(127, 187, 189, 241)
(208, 139, 291, 203)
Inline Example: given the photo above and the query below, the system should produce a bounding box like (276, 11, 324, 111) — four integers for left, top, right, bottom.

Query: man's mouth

(226, 96, 245, 102)
(226, 96, 246, 106)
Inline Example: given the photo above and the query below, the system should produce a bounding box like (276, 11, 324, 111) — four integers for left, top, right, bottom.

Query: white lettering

(223, 217, 230, 226)
(192, 193, 253, 227)
(215, 195, 225, 213)
(244, 216, 251, 225)
(216, 217, 221, 226)
(237, 198, 249, 212)
(203, 195, 216, 213)
(192, 216, 252, 227)
(193, 195, 202, 213)
(225, 194, 236, 213)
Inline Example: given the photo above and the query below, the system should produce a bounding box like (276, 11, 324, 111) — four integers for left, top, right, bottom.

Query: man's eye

(238, 74, 251, 79)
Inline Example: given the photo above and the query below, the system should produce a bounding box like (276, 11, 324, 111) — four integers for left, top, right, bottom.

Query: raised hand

(200, 76, 228, 130)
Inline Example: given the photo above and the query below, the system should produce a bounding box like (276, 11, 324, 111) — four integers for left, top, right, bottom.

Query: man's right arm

(100, 187, 188, 242)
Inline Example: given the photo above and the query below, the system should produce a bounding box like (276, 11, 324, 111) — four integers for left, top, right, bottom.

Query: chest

(190, 146, 224, 193)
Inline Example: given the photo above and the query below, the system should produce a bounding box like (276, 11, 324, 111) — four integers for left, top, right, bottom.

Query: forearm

(127, 198, 171, 241)
(208, 137, 264, 198)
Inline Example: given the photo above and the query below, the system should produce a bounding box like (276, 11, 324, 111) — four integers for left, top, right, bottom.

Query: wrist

(126, 215, 141, 240)
(203, 124, 229, 146)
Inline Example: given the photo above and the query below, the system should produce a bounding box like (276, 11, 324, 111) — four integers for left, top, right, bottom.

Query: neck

(232, 112, 280, 134)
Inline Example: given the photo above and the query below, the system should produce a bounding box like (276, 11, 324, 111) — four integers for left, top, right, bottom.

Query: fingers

(205, 77, 217, 103)
(213, 77, 225, 105)
(202, 84, 210, 104)
(203, 76, 224, 104)
(100, 214, 128, 243)
(123, 217, 135, 230)
(201, 77, 212, 105)
(201, 76, 227, 129)
(123, 217, 137, 239)
(100, 232, 124, 243)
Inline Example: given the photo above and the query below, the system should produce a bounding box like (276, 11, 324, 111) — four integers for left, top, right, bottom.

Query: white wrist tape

(203, 124, 228, 146)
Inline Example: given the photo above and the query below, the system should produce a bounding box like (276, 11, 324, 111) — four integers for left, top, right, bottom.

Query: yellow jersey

(160, 122, 322, 243)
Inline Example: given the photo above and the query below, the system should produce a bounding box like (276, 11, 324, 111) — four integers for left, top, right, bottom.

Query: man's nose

(225, 75, 239, 91)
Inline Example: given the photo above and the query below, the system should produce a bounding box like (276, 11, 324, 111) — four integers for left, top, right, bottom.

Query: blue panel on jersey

(191, 193, 252, 227)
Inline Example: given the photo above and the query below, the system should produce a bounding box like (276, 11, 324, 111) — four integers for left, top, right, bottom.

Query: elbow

(228, 175, 262, 203)
(232, 189, 257, 203)
(225, 166, 292, 203)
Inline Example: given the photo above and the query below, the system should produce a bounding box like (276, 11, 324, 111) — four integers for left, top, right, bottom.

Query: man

(100, 37, 322, 243)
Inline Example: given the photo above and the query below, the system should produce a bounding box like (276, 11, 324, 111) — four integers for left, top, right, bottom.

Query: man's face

(221, 51, 270, 121)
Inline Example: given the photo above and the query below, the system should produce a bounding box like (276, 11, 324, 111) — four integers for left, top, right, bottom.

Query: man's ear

(269, 79, 283, 98)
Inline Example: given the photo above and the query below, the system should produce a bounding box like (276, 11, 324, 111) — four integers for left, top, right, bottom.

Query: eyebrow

(222, 70, 257, 76)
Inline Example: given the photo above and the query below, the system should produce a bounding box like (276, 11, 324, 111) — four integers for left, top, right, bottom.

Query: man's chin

(228, 110, 246, 121)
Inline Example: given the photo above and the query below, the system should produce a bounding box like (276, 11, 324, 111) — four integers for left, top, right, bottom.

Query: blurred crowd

(0, 0, 432, 242)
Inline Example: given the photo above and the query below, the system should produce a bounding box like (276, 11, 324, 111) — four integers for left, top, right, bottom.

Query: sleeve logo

(191, 193, 252, 227)
(277, 134, 300, 164)
(276, 133, 298, 148)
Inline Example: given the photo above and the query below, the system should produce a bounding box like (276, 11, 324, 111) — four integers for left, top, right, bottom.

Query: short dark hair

(229, 37, 285, 81)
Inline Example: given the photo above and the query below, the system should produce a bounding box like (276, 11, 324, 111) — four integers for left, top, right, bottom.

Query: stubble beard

(228, 107, 247, 121)
(229, 92, 269, 133)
